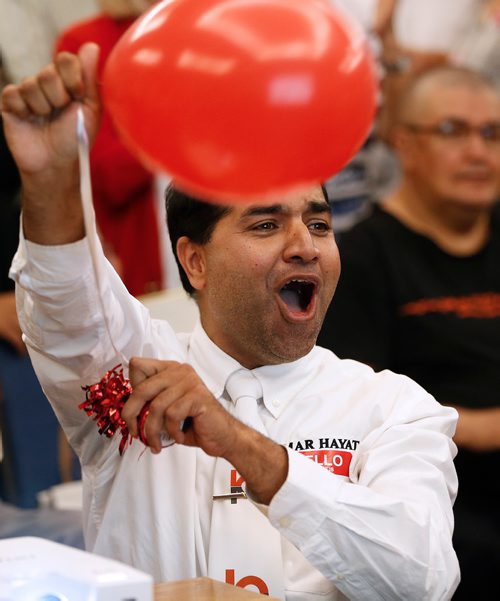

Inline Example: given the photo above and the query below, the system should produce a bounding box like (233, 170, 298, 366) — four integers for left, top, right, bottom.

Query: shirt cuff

(10, 234, 92, 285)
(268, 447, 345, 541)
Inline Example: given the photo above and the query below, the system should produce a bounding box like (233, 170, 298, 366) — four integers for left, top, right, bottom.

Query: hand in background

(454, 406, 500, 452)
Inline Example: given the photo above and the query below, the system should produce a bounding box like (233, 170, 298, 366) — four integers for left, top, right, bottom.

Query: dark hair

(166, 183, 330, 295)
(166, 184, 231, 295)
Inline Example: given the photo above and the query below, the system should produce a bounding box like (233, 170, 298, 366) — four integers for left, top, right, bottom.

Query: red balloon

(102, 0, 377, 203)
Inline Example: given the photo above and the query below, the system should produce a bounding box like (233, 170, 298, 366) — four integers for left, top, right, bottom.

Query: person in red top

(55, 0, 162, 296)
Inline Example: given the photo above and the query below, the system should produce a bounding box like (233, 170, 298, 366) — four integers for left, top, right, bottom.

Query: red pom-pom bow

(79, 364, 151, 455)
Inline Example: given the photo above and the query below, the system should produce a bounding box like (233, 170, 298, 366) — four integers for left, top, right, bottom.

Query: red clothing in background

(56, 15, 163, 296)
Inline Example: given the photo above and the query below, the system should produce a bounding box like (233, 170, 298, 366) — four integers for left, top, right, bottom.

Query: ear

(176, 236, 207, 292)
(392, 125, 417, 171)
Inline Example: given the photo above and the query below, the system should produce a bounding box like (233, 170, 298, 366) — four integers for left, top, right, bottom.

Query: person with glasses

(318, 65, 500, 600)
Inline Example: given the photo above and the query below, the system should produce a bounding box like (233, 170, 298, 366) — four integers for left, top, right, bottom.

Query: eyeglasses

(404, 118, 500, 144)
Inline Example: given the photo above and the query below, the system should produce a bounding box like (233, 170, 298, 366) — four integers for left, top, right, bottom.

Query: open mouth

(279, 279, 316, 314)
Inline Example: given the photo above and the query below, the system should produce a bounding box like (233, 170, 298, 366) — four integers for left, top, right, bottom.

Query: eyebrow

(241, 200, 330, 219)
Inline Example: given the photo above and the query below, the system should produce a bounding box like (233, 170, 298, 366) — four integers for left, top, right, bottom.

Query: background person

(55, 0, 163, 296)
(318, 65, 500, 600)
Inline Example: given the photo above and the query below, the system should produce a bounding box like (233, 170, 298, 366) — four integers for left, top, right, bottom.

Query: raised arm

(1, 42, 101, 245)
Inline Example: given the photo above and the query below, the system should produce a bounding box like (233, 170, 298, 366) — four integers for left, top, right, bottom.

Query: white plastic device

(0, 536, 153, 601)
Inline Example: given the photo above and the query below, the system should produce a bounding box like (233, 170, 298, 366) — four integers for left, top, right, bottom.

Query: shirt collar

(253, 347, 318, 419)
(188, 319, 320, 419)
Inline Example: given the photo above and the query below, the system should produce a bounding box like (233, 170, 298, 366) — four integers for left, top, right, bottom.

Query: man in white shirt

(1, 42, 459, 600)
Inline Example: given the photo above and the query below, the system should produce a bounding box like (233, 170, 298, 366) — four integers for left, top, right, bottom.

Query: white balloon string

(76, 106, 128, 368)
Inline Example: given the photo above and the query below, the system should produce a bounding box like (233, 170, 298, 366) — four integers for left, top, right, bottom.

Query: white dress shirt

(10, 232, 460, 600)
(392, 0, 479, 53)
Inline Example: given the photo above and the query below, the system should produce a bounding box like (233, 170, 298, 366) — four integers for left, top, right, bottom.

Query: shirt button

(272, 399, 281, 408)
(279, 516, 291, 528)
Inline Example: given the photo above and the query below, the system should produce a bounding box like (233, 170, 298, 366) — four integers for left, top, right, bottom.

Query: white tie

(225, 369, 265, 434)
(207, 369, 285, 599)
